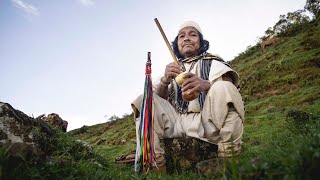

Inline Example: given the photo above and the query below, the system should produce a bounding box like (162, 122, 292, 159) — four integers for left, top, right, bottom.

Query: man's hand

(181, 72, 211, 96)
(162, 62, 183, 83)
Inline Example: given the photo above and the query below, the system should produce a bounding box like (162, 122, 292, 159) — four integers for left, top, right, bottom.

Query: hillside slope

(230, 17, 320, 160)
(69, 18, 320, 178)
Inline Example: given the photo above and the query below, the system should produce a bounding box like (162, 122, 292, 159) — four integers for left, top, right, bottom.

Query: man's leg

(131, 94, 182, 166)
(200, 80, 245, 157)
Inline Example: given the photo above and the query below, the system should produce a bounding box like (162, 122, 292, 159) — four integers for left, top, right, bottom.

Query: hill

(230, 16, 320, 161)
(2, 13, 319, 180)
(69, 114, 136, 162)
(69, 17, 320, 178)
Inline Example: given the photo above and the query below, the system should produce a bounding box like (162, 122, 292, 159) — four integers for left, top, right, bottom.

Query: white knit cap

(178, 21, 202, 34)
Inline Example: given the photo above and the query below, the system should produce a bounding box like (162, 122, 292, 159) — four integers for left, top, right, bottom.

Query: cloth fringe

(134, 52, 157, 173)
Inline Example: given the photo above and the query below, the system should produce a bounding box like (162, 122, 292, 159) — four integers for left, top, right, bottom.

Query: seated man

(131, 21, 245, 170)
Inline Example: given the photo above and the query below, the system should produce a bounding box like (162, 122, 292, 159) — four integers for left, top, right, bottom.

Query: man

(131, 21, 244, 170)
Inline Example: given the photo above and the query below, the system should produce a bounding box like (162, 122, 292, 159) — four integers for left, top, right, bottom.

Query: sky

(0, 0, 307, 131)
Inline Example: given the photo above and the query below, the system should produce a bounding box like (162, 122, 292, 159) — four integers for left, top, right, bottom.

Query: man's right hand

(162, 62, 183, 83)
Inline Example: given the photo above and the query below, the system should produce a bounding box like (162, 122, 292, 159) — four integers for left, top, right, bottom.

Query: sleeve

(208, 60, 239, 87)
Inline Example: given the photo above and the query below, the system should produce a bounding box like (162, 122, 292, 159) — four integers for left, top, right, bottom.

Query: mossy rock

(162, 137, 218, 174)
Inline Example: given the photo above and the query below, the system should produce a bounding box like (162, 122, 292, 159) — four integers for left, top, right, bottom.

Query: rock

(2, 142, 45, 163)
(0, 102, 55, 152)
(162, 137, 218, 174)
(0, 101, 103, 179)
(47, 113, 68, 132)
(37, 113, 68, 132)
(76, 139, 93, 152)
(120, 138, 126, 144)
(0, 102, 38, 145)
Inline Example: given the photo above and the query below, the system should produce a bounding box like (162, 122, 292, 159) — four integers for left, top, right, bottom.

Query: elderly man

(131, 21, 244, 170)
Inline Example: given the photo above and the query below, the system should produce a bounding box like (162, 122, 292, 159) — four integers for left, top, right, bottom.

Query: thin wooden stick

(154, 18, 179, 65)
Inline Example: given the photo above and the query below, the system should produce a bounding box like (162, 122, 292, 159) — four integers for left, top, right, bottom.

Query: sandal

(115, 151, 136, 164)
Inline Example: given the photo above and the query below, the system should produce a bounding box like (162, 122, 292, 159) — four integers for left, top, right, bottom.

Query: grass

(68, 17, 320, 179)
(2, 12, 320, 180)
(0, 128, 111, 180)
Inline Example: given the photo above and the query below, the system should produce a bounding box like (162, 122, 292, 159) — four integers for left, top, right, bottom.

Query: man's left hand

(181, 73, 211, 96)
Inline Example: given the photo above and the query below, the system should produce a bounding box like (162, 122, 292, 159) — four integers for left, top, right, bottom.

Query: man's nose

(183, 35, 190, 41)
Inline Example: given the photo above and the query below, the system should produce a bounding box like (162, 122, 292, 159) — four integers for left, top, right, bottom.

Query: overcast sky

(0, 0, 307, 131)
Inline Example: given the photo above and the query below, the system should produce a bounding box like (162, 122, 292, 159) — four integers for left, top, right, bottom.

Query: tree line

(262, 0, 319, 40)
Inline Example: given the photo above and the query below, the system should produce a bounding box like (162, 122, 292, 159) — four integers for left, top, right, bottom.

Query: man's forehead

(178, 27, 198, 34)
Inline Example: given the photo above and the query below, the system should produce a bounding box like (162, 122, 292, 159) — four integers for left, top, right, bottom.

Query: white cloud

(78, 0, 95, 6)
(11, 0, 40, 17)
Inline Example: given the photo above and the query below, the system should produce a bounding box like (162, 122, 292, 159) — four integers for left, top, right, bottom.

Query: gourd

(175, 72, 200, 101)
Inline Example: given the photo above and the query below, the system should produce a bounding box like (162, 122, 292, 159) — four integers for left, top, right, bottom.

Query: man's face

(177, 26, 201, 58)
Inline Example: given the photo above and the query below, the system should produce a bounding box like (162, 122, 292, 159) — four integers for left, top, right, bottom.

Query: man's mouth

(183, 44, 193, 48)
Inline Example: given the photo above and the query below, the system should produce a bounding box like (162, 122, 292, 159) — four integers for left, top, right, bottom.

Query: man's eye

(179, 35, 185, 38)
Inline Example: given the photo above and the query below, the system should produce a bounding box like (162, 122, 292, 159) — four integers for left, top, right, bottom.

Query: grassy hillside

(230, 17, 320, 162)
(69, 18, 320, 178)
(69, 114, 136, 162)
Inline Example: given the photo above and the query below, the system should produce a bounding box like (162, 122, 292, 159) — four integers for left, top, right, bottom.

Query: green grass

(2, 13, 320, 180)
(68, 17, 320, 179)
(0, 128, 110, 180)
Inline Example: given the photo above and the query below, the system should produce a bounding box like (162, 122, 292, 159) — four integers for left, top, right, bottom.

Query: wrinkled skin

(161, 27, 210, 100)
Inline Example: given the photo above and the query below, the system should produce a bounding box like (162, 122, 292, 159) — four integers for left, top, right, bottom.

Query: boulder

(0, 102, 102, 179)
(162, 137, 218, 174)
(0, 102, 53, 146)
(37, 113, 68, 132)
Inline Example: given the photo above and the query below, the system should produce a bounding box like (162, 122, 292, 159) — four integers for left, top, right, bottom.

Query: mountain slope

(69, 18, 320, 178)
(230, 18, 320, 160)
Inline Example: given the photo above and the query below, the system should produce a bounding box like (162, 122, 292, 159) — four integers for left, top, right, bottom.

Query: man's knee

(131, 94, 144, 119)
(206, 81, 242, 103)
(209, 80, 237, 94)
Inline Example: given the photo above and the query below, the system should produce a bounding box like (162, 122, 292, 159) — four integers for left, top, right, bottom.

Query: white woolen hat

(178, 21, 202, 34)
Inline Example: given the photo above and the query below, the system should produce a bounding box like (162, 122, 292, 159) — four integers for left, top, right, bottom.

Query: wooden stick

(154, 18, 179, 65)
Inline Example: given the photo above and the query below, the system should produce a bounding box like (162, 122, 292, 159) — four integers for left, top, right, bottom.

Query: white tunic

(132, 59, 244, 159)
